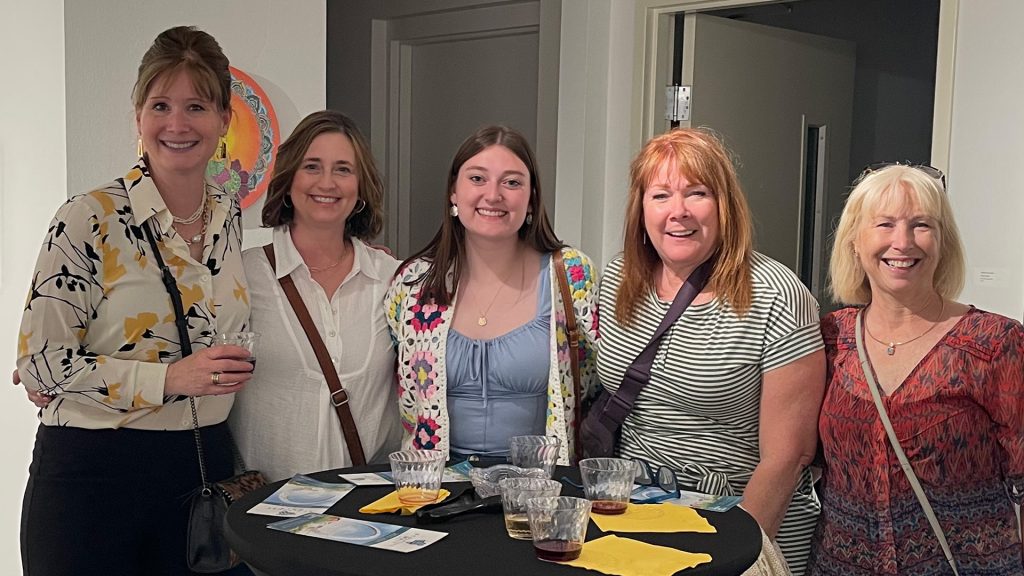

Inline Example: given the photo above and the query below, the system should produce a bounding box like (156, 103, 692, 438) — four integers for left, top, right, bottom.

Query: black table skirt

(225, 465, 761, 576)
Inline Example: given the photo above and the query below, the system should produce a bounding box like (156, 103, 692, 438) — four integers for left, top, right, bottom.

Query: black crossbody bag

(142, 223, 266, 573)
(580, 259, 711, 458)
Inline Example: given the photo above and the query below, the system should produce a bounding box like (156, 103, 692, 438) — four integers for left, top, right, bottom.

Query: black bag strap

(143, 222, 251, 489)
(593, 259, 713, 430)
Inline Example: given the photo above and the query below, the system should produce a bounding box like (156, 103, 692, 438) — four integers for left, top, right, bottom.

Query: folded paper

(358, 490, 450, 515)
(589, 503, 716, 533)
(562, 535, 712, 576)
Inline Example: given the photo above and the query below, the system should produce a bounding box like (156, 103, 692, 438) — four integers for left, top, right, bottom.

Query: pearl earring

(450, 204, 459, 217)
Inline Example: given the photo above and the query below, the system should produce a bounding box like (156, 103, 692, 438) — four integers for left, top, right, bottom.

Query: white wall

(1, 1, 325, 572)
(0, 1, 67, 572)
(562, 0, 1024, 320)
(946, 0, 1024, 320)
(64, 0, 327, 247)
(554, 0, 637, 267)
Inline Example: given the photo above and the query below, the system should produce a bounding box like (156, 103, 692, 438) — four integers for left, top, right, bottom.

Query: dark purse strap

(593, 259, 713, 430)
(263, 244, 367, 466)
(142, 223, 215, 490)
(552, 250, 582, 462)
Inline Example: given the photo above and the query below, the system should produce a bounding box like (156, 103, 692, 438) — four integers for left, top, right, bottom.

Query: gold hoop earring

(283, 195, 293, 208)
(213, 137, 228, 162)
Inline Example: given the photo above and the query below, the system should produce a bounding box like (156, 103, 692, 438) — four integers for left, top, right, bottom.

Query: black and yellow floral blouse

(17, 162, 249, 430)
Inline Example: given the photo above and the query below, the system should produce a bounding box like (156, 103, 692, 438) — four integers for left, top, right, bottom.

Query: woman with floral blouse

(17, 27, 252, 575)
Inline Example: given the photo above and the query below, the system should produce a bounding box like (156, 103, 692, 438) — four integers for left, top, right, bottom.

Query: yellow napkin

(589, 503, 716, 533)
(562, 535, 712, 576)
(358, 489, 450, 515)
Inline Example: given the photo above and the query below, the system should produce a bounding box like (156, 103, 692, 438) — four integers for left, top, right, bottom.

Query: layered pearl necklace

(173, 191, 209, 246)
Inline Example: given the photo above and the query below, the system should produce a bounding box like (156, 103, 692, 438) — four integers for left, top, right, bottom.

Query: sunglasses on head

(855, 162, 946, 190)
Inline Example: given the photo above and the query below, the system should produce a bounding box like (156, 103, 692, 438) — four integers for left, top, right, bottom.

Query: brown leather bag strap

(552, 249, 582, 463)
(263, 244, 366, 466)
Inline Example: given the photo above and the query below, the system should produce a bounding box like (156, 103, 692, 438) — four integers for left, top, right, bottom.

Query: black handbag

(143, 224, 267, 573)
(580, 259, 711, 458)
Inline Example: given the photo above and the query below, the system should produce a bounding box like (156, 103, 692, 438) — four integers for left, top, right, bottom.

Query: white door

(678, 13, 855, 298)
(372, 1, 559, 258)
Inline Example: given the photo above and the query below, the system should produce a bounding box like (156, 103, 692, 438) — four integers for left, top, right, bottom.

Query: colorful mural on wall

(207, 66, 279, 209)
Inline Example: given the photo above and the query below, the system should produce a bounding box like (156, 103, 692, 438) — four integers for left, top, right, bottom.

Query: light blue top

(447, 254, 552, 457)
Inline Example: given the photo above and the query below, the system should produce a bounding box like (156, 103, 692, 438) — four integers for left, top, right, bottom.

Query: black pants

(21, 422, 250, 576)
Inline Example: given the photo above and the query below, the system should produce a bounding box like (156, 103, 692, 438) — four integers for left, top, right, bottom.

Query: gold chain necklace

(308, 258, 343, 274)
(864, 297, 945, 355)
(177, 201, 209, 246)
(172, 192, 207, 225)
(473, 255, 524, 327)
(307, 244, 350, 274)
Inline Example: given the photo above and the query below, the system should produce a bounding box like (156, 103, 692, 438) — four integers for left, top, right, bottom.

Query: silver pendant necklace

(864, 298, 945, 355)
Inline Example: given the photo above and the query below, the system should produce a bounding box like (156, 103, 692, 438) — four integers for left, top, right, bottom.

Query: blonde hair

(617, 128, 753, 325)
(132, 26, 231, 114)
(829, 164, 965, 305)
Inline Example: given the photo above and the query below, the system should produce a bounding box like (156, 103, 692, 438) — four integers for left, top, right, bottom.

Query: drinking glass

(579, 457, 635, 515)
(498, 477, 562, 539)
(526, 496, 591, 562)
(213, 331, 260, 378)
(509, 435, 561, 478)
(388, 450, 446, 505)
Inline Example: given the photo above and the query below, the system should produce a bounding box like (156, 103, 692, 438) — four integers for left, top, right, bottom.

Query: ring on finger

(211, 372, 221, 385)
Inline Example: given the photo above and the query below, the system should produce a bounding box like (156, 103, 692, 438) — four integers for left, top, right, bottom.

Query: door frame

(369, 1, 561, 254)
(632, 0, 958, 171)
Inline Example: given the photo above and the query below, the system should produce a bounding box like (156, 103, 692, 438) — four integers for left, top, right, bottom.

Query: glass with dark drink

(579, 458, 634, 515)
(213, 331, 260, 383)
(526, 496, 590, 563)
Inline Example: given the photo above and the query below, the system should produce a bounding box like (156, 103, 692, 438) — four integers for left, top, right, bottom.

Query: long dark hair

(401, 125, 563, 304)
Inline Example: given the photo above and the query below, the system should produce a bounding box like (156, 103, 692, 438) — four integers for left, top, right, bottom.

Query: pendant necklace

(179, 202, 209, 246)
(474, 255, 524, 327)
(864, 297, 945, 355)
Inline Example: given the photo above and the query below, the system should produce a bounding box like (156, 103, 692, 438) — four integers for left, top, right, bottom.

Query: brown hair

(261, 110, 384, 240)
(829, 164, 965, 304)
(617, 128, 754, 325)
(401, 125, 563, 304)
(132, 26, 231, 113)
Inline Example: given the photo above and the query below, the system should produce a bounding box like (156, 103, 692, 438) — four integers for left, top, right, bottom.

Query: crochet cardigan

(384, 246, 600, 463)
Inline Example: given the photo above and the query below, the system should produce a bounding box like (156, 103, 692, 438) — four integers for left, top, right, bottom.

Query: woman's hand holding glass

(164, 339, 255, 396)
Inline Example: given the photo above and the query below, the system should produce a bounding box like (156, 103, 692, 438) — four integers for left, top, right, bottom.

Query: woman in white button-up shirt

(230, 110, 402, 482)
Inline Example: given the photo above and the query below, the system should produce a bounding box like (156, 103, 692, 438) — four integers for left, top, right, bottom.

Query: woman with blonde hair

(17, 26, 251, 574)
(808, 164, 1023, 575)
(597, 128, 825, 574)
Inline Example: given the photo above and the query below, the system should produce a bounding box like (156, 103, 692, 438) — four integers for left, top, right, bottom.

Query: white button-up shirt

(230, 226, 402, 481)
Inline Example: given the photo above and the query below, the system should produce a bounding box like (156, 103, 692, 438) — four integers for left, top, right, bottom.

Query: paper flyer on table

(340, 460, 473, 486)
(248, 474, 355, 517)
(268, 513, 447, 553)
(631, 487, 743, 512)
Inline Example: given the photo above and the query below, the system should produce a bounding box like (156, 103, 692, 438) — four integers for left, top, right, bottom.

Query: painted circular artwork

(206, 66, 279, 209)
